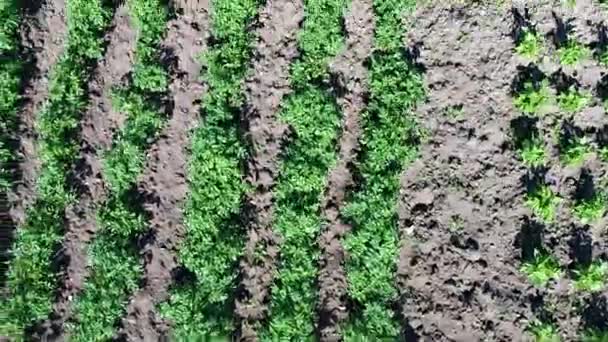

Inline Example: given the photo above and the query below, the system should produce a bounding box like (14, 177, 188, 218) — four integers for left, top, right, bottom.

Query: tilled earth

(2, 0, 608, 341)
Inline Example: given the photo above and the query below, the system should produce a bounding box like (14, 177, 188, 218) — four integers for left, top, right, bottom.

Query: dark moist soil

(118, 1, 210, 341)
(234, 1, 303, 340)
(316, 0, 374, 340)
(397, 2, 608, 341)
(1, 0, 68, 288)
(30, 3, 138, 339)
(397, 4, 536, 341)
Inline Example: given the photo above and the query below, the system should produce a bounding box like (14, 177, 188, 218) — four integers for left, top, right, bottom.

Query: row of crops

(0, 0, 426, 340)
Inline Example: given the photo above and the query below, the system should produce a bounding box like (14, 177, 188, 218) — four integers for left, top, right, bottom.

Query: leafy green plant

(558, 40, 590, 66)
(526, 185, 561, 222)
(556, 87, 590, 113)
(343, 0, 425, 338)
(514, 81, 551, 114)
(560, 136, 593, 166)
(582, 329, 608, 342)
(521, 252, 563, 287)
(528, 321, 561, 342)
(573, 193, 607, 224)
(259, 0, 345, 339)
(520, 135, 546, 168)
(516, 29, 543, 60)
(159, 0, 261, 337)
(573, 261, 608, 292)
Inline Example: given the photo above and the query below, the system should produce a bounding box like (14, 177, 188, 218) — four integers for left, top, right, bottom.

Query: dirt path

(396, 4, 536, 340)
(118, 1, 210, 340)
(4, 0, 67, 246)
(234, 0, 303, 340)
(316, 0, 373, 340)
(34, 4, 138, 338)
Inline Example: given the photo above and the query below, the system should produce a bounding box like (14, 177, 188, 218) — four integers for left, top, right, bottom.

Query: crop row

(341, 0, 424, 338)
(158, 0, 260, 337)
(2, 0, 115, 336)
(66, 0, 170, 338)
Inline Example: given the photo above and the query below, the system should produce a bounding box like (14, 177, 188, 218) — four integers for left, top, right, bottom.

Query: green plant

(574, 194, 607, 224)
(526, 185, 561, 222)
(520, 135, 546, 168)
(528, 321, 561, 342)
(573, 261, 608, 292)
(560, 136, 593, 166)
(159, 0, 261, 337)
(516, 30, 543, 60)
(582, 329, 608, 342)
(514, 81, 551, 114)
(521, 252, 563, 287)
(558, 40, 590, 66)
(556, 87, 590, 113)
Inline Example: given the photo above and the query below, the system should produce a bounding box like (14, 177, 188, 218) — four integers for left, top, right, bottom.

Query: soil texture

(118, 1, 210, 340)
(32, 4, 138, 338)
(234, 0, 304, 340)
(397, 4, 536, 341)
(316, 0, 374, 340)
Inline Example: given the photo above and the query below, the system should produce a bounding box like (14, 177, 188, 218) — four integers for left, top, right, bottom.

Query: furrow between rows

(119, 1, 211, 340)
(235, 0, 303, 339)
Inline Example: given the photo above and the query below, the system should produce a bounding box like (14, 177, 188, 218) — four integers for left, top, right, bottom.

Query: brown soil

(316, 0, 374, 340)
(396, 4, 535, 341)
(234, 1, 304, 340)
(32, 4, 138, 339)
(118, 1, 210, 340)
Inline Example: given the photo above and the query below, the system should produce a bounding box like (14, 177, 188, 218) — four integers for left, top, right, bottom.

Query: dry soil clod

(34, 4, 138, 338)
(316, 0, 374, 340)
(234, 0, 304, 340)
(118, 1, 210, 340)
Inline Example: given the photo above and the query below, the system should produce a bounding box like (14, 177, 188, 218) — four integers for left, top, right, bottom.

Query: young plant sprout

(526, 186, 561, 222)
(520, 135, 547, 168)
(521, 252, 563, 287)
(528, 321, 561, 342)
(556, 87, 590, 113)
(574, 193, 607, 224)
(516, 29, 543, 60)
(560, 136, 593, 166)
(558, 40, 590, 66)
(574, 261, 608, 292)
(514, 81, 551, 115)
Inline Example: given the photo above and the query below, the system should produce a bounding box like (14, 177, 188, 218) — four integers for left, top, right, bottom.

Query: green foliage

(558, 40, 590, 66)
(259, 0, 346, 338)
(599, 49, 608, 66)
(521, 252, 562, 287)
(528, 321, 561, 342)
(343, 0, 424, 338)
(1, 0, 114, 336)
(66, 0, 169, 338)
(159, 0, 260, 337)
(526, 185, 560, 223)
(556, 87, 590, 113)
(514, 81, 551, 114)
(520, 135, 546, 168)
(560, 136, 593, 166)
(516, 30, 543, 60)
(574, 193, 607, 224)
(582, 329, 608, 342)
(573, 261, 608, 292)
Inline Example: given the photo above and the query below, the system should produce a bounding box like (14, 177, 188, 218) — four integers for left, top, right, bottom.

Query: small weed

(574, 261, 608, 292)
(558, 40, 590, 66)
(443, 105, 464, 119)
(556, 87, 590, 113)
(526, 186, 561, 222)
(573, 194, 606, 224)
(561, 136, 593, 166)
(520, 135, 546, 168)
(448, 215, 465, 232)
(514, 81, 551, 115)
(522, 252, 563, 287)
(516, 30, 544, 60)
(528, 321, 561, 342)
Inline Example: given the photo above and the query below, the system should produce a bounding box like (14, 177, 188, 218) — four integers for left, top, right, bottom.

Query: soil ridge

(118, 1, 210, 340)
(234, 0, 304, 340)
(316, 0, 374, 340)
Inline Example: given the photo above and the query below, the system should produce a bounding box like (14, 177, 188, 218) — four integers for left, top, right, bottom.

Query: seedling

(556, 87, 590, 113)
(514, 81, 551, 114)
(573, 194, 607, 224)
(522, 252, 563, 287)
(574, 261, 608, 292)
(449, 215, 465, 232)
(558, 40, 590, 66)
(528, 321, 561, 342)
(443, 105, 464, 119)
(520, 135, 547, 168)
(526, 185, 561, 222)
(560, 136, 593, 166)
(516, 30, 544, 60)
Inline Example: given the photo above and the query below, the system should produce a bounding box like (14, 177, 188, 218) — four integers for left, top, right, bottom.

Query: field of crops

(1, 0, 608, 340)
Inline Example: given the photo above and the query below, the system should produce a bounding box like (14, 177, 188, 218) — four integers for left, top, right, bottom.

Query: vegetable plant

(521, 252, 562, 287)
